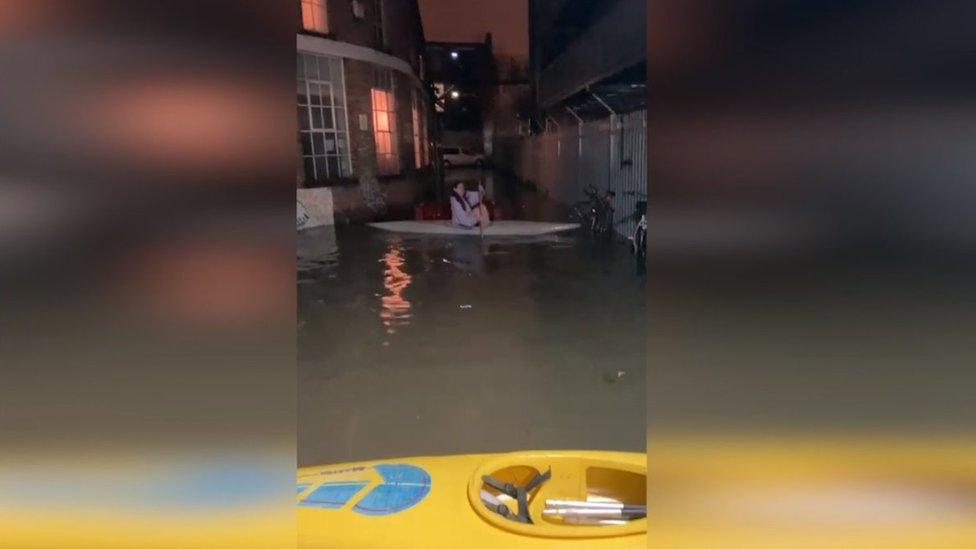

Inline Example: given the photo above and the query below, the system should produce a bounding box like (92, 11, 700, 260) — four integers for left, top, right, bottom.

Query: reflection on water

(379, 243, 412, 334)
(298, 170, 645, 466)
(297, 224, 339, 274)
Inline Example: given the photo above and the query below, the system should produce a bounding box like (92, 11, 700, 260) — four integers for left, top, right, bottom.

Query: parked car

(440, 146, 486, 168)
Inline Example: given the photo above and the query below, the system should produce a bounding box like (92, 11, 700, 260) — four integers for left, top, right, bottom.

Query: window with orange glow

(301, 0, 328, 34)
(372, 70, 399, 175)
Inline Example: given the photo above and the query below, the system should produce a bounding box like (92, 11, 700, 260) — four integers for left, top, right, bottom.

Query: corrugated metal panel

(609, 110, 647, 239)
(515, 109, 646, 240)
(580, 118, 610, 201)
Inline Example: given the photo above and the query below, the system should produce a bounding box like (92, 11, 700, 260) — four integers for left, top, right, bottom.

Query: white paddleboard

(368, 220, 580, 236)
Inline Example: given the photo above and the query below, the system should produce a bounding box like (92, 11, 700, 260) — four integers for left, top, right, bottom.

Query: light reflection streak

(380, 244, 412, 334)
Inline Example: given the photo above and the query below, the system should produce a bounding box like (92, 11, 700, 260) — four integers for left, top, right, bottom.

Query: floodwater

(298, 170, 646, 466)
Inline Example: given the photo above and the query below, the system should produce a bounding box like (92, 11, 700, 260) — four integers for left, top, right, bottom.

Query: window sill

(304, 176, 358, 188)
(298, 29, 334, 40)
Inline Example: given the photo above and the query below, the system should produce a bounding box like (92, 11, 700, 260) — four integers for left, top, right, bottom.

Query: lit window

(433, 82, 446, 113)
(298, 52, 351, 184)
(371, 70, 399, 175)
(301, 0, 328, 34)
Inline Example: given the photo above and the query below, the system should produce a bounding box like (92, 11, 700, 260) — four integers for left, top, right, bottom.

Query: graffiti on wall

(297, 200, 311, 229)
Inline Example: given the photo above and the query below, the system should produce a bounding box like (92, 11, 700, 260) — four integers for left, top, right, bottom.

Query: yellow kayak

(297, 450, 646, 548)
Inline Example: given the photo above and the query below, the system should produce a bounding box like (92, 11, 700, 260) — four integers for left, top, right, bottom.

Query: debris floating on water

(602, 371, 627, 384)
(459, 304, 473, 309)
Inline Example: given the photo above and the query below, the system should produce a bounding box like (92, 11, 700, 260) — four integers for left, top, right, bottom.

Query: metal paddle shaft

(542, 499, 646, 521)
(545, 499, 646, 512)
(478, 184, 485, 238)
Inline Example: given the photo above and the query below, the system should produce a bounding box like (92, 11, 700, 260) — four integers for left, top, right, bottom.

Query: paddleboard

(368, 220, 580, 236)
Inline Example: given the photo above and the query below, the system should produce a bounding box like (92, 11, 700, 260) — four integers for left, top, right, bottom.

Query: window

(352, 0, 366, 19)
(432, 83, 446, 113)
(372, 69, 399, 175)
(301, 0, 328, 34)
(411, 88, 427, 169)
(298, 52, 351, 183)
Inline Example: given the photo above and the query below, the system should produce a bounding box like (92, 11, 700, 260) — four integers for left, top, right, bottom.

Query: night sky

(418, 0, 528, 58)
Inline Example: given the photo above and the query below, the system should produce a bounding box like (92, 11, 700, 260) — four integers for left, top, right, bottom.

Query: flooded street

(298, 170, 645, 466)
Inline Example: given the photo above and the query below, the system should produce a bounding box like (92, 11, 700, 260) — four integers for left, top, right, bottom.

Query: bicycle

(623, 191, 647, 259)
(569, 185, 615, 235)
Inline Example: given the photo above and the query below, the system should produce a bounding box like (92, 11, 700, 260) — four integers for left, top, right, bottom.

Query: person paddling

(449, 181, 491, 229)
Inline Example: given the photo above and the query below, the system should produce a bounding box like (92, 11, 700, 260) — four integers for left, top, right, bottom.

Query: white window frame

(298, 52, 352, 183)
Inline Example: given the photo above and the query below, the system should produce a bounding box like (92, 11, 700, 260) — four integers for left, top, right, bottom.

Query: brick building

(296, 0, 435, 225)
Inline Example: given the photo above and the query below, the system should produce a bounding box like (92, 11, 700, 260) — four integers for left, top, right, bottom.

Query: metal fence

(514, 109, 646, 239)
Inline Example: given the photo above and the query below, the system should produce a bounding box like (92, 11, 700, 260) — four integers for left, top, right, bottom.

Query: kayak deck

(297, 451, 646, 548)
(368, 220, 580, 236)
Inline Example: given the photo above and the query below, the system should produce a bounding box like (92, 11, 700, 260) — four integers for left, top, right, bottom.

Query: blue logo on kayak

(299, 481, 369, 509)
(298, 463, 431, 516)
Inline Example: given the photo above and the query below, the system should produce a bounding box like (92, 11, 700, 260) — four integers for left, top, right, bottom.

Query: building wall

(322, 0, 379, 50)
(488, 82, 531, 136)
(317, 0, 424, 74)
(333, 59, 432, 223)
(298, 187, 335, 229)
(380, 0, 424, 72)
(296, 0, 434, 223)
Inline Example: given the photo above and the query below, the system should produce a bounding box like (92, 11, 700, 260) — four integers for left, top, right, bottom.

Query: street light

(450, 90, 460, 99)
(450, 51, 459, 60)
